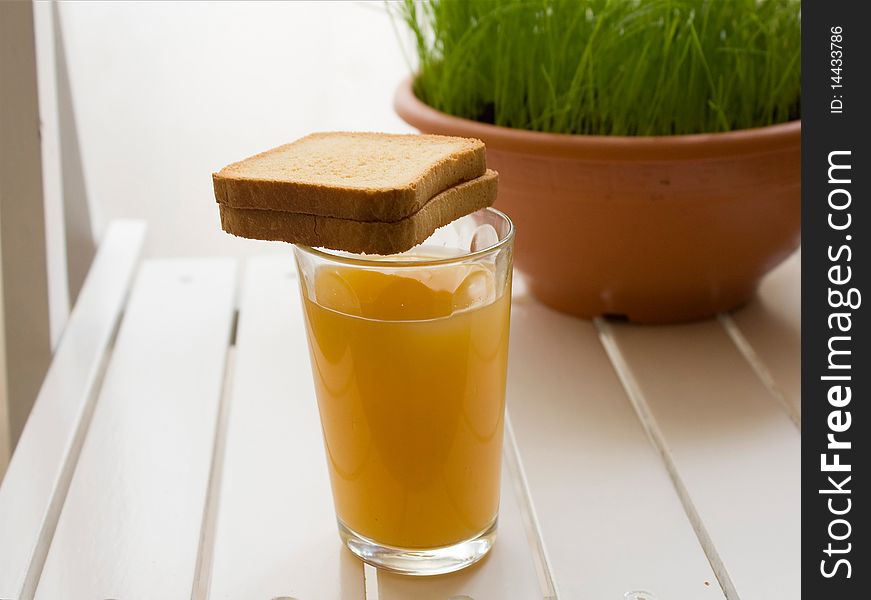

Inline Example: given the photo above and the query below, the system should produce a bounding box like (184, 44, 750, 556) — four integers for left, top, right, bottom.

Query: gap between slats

(191, 344, 237, 600)
(594, 318, 738, 600)
(503, 411, 558, 600)
(717, 314, 800, 429)
(18, 324, 120, 600)
(364, 564, 380, 600)
(192, 268, 241, 600)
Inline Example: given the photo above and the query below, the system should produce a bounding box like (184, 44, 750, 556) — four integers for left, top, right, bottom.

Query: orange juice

(300, 258, 511, 549)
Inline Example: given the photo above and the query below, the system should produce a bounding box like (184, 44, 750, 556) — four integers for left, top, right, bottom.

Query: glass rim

(293, 206, 514, 268)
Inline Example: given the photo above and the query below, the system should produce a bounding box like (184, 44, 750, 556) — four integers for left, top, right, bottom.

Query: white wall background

(46, 1, 415, 259)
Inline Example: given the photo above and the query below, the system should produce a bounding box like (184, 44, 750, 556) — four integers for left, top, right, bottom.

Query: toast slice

(219, 170, 498, 255)
(213, 132, 486, 222)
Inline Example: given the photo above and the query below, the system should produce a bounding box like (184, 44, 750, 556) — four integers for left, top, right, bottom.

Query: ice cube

(452, 266, 496, 312)
(470, 224, 499, 252)
(314, 269, 362, 316)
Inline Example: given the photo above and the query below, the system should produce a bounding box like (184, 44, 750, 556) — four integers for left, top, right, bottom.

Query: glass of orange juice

(292, 208, 514, 576)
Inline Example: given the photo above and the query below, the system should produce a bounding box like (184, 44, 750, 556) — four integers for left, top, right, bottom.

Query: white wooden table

(0, 221, 800, 600)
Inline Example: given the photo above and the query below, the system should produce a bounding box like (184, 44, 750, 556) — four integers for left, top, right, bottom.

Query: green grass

(393, 0, 801, 136)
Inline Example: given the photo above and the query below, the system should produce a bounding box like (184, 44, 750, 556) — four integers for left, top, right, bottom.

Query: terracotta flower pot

(395, 78, 800, 324)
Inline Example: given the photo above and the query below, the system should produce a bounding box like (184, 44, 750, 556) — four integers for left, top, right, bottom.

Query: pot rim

(394, 76, 801, 161)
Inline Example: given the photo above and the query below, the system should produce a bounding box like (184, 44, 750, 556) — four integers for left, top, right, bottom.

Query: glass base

(338, 518, 497, 576)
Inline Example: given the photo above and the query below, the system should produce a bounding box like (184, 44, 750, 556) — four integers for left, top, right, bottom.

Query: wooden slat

(507, 297, 725, 599)
(33, 258, 236, 599)
(0, 220, 145, 600)
(725, 251, 801, 424)
(207, 256, 364, 600)
(0, 0, 53, 448)
(377, 454, 543, 600)
(598, 317, 801, 599)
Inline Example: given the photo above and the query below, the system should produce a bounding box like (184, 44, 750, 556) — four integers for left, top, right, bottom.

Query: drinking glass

(293, 207, 514, 575)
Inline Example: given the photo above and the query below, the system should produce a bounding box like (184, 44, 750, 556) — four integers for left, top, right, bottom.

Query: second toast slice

(213, 132, 486, 222)
(219, 170, 498, 255)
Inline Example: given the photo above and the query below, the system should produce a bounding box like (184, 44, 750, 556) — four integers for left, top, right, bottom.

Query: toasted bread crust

(213, 132, 486, 222)
(219, 170, 498, 254)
